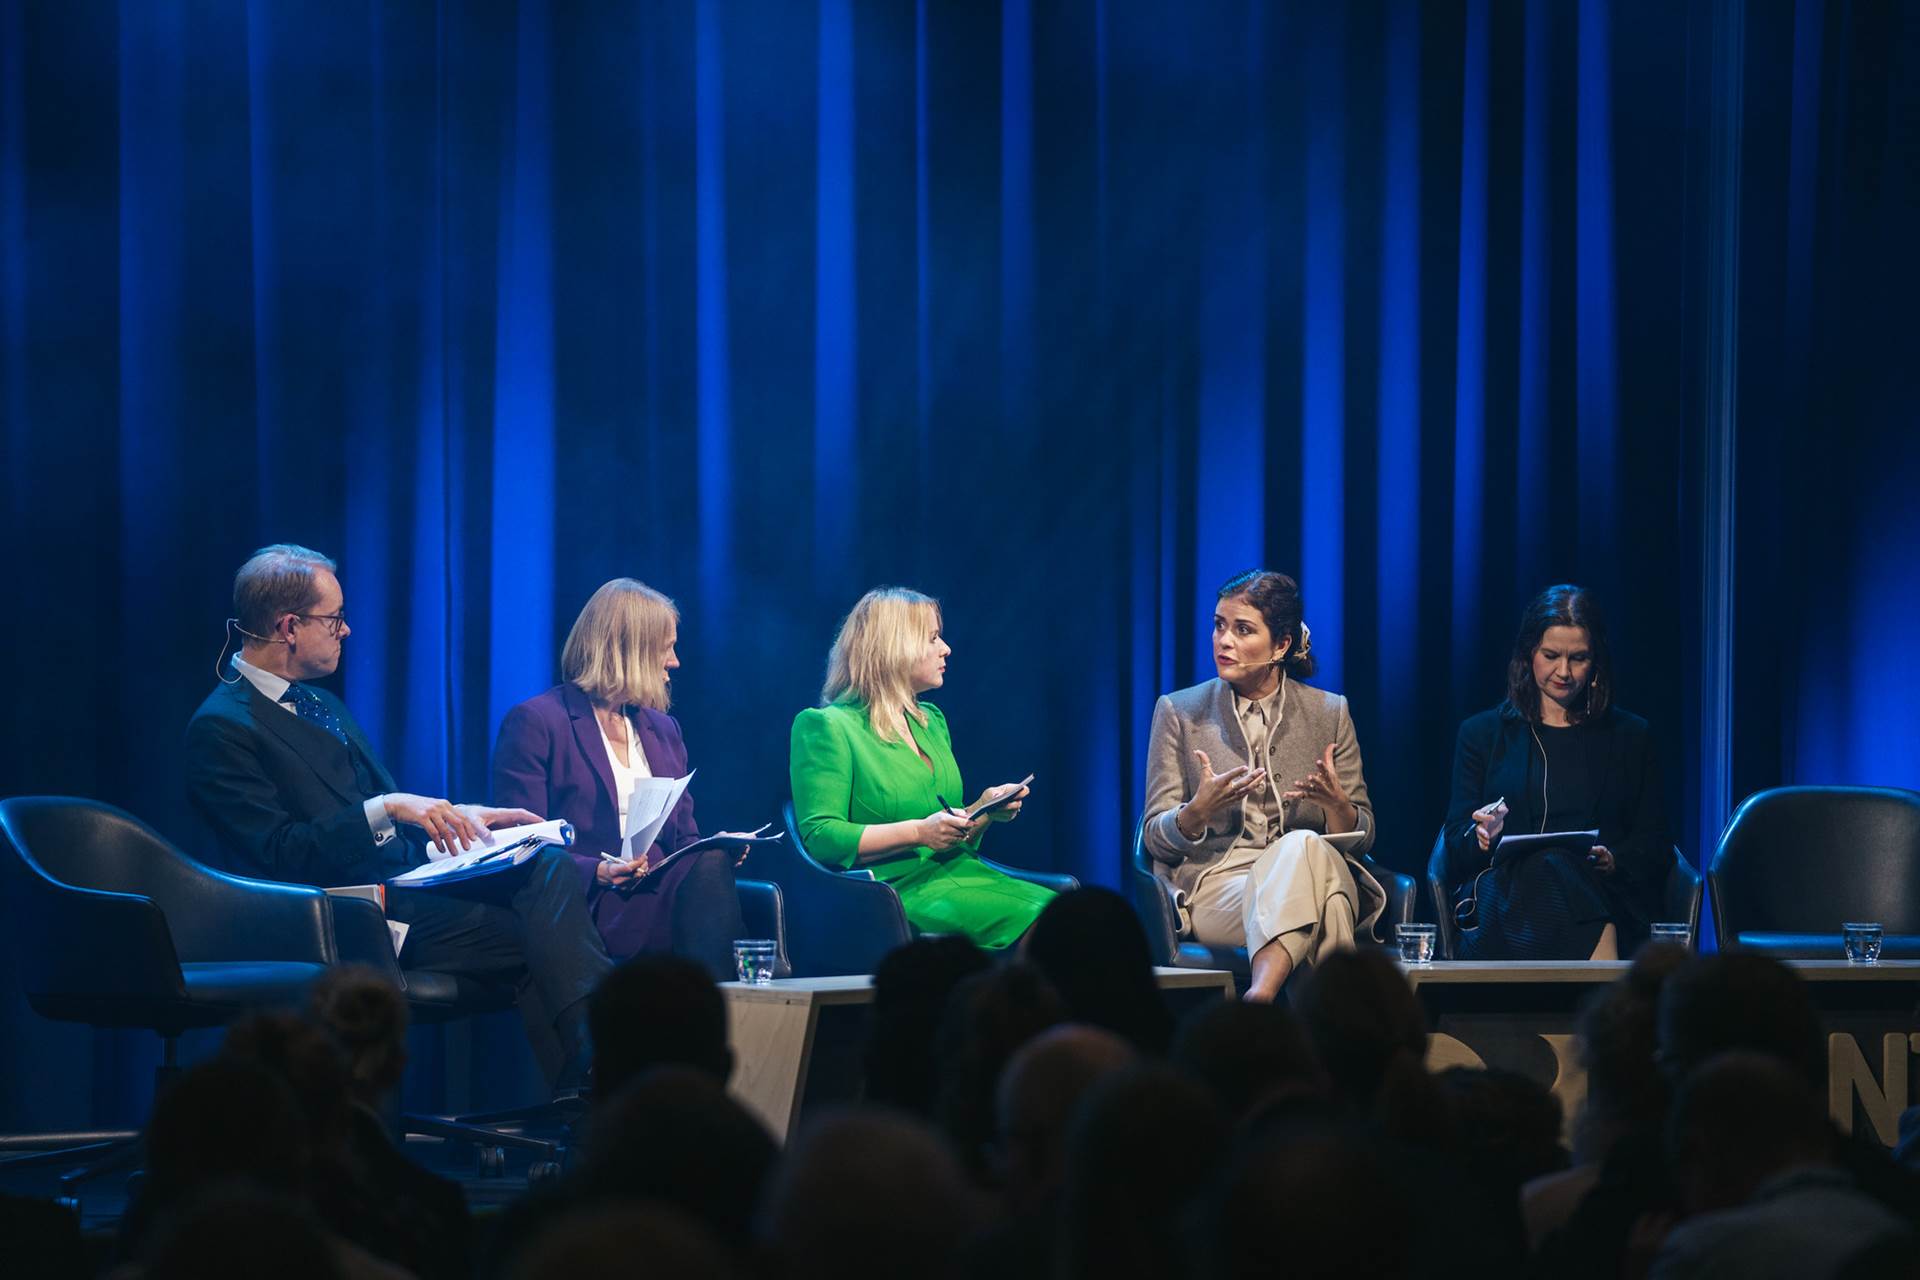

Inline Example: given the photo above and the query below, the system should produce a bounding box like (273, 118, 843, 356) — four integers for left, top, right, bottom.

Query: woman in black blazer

(1443, 585, 1668, 959)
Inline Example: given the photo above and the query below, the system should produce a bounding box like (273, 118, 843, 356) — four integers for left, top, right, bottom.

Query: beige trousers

(1185, 829, 1359, 968)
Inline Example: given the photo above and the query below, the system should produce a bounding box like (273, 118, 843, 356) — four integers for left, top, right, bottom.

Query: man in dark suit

(185, 544, 612, 1086)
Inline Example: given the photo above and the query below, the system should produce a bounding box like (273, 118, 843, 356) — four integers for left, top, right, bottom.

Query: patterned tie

(281, 683, 348, 745)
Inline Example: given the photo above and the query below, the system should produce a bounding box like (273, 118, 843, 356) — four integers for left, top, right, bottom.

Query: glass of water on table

(1843, 922, 1884, 966)
(732, 938, 777, 984)
(1395, 922, 1438, 965)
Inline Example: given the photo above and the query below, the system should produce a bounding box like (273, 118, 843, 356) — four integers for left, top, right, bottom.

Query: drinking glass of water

(1649, 921, 1692, 950)
(732, 938, 778, 984)
(1843, 922, 1884, 966)
(1395, 922, 1438, 966)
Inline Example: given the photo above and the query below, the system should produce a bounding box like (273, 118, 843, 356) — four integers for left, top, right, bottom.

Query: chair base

(400, 1097, 582, 1182)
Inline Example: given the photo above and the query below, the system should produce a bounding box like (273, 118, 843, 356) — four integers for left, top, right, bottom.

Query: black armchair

(1126, 817, 1417, 985)
(766, 802, 1079, 976)
(1426, 827, 1704, 960)
(1709, 785, 1920, 958)
(0, 796, 340, 1179)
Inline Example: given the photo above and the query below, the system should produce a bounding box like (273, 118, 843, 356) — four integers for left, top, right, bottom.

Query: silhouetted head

(1657, 953, 1823, 1088)
(307, 965, 410, 1104)
(1191, 1122, 1412, 1279)
(142, 1185, 341, 1280)
(507, 1203, 732, 1280)
(866, 935, 992, 1115)
(1669, 1051, 1833, 1214)
(571, 1066, 778, 1246)
(1025, 887, 1173, 1054)
(932, 963, 1069, 1182)
(760, 1108, 987, 1280)
(1061, 1064, 1229, 1280)
(1171, 998, 1326, 1121)
(995, 1023, 1137, 1211)
(1293, 949, 1449, 1145)
(590, 954, 732, 1093)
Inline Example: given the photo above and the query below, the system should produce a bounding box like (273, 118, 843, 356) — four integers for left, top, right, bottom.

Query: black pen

(935, 794, 967, 819)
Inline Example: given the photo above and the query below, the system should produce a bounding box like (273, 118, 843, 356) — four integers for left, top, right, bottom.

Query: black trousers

(386, 847, 613, 1058)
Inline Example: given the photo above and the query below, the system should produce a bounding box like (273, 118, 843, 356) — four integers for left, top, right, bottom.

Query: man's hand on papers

(462, 804, 543, 831)
(384, 793, 483, 854)
(384, 795, 544, 855)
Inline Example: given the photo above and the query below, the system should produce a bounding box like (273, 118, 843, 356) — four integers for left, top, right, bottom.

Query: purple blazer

(492, 683, 700, 958)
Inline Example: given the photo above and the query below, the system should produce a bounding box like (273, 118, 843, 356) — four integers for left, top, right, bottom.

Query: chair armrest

(1425, 829, 1457, 960)
(1127, 861, 1180, 968)
(5, 879, 189, 1005)
(1663, 847, 1704, 935)
(978, 857, 1079, 895)
(147, 864, 339, 967)
(737, 878, 791, 978)
(1360, 854, 1417, 930)
(328, 896, 405, 984)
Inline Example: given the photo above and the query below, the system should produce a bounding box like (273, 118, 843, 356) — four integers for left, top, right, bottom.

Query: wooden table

(1402, 959, 1920, 1146)
(722, 967, 1236, 1140)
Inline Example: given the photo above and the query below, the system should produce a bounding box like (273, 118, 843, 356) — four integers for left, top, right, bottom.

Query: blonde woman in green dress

(789, 587, 1053, 948)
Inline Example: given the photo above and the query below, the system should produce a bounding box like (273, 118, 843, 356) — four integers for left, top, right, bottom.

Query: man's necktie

(281, 683, 349, 745)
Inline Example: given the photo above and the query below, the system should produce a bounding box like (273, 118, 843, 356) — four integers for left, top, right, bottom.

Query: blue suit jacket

(185, 675, 422, 887)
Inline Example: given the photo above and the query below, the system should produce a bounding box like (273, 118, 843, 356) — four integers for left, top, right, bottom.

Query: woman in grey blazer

(1142, 571, 1384, 1001)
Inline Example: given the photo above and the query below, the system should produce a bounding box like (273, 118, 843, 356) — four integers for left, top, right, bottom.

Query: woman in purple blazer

(492, 579, 744, 976)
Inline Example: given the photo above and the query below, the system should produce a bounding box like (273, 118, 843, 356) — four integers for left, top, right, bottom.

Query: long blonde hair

(562, 578, 679, 711)
(821, 587, 941, 743)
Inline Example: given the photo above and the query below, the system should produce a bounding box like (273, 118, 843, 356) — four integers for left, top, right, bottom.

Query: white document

(1317, 829, 1370, 853)
(386, 920, 410, 956)
(387, 818, 573, 885)
(622, 770, 695, 860)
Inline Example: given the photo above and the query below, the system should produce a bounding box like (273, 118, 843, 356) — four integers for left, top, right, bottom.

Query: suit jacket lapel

(634, 709, 677, 777)
(237, 679, 365, 808)
(563, 683, 620, 818)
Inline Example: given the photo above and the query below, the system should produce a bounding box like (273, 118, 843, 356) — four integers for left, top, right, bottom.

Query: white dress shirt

(598, 711, 652, 860)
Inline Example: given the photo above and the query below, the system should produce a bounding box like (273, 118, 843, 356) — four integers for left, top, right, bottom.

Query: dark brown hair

(1216, 570, 1317, 679)
(1504, 584, 1613, 723)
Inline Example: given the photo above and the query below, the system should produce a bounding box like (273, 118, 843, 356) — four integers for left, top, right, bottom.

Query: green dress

(788, 698, 1055, 949)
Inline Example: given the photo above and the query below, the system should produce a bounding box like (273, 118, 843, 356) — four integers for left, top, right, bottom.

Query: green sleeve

(789, 706, 865, 869)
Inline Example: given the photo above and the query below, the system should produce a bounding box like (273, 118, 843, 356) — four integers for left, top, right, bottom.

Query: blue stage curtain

(1, 0, 1915, 1131)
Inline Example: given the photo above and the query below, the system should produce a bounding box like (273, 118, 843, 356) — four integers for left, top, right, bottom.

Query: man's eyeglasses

(292, 611, 348, 638)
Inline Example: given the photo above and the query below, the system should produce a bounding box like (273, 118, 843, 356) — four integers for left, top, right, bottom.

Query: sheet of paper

(386, 920, 410, 956)
(622, 770, 695, 860)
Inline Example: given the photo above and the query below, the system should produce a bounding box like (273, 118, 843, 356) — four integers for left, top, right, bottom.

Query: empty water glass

(1395, 922, 1438, 966)
(1649, 921, 1692, 950)
(732, 938, 777, 984)
(1843, 922, 1884, 966)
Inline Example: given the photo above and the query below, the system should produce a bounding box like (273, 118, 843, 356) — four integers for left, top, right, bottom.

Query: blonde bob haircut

(821, 587, 941, 743)
(562, 578, 679, 712)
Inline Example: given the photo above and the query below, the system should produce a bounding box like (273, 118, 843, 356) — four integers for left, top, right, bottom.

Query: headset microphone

(214, 618, 288, 683)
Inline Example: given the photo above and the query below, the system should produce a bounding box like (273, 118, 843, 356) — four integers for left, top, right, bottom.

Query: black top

(1444, 704, 1669, 957)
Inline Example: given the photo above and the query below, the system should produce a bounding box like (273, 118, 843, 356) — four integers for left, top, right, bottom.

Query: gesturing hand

(1184, 750, 1267, 831)
(919, 809, 976, 852)
(1282, 743, 1358, 833)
